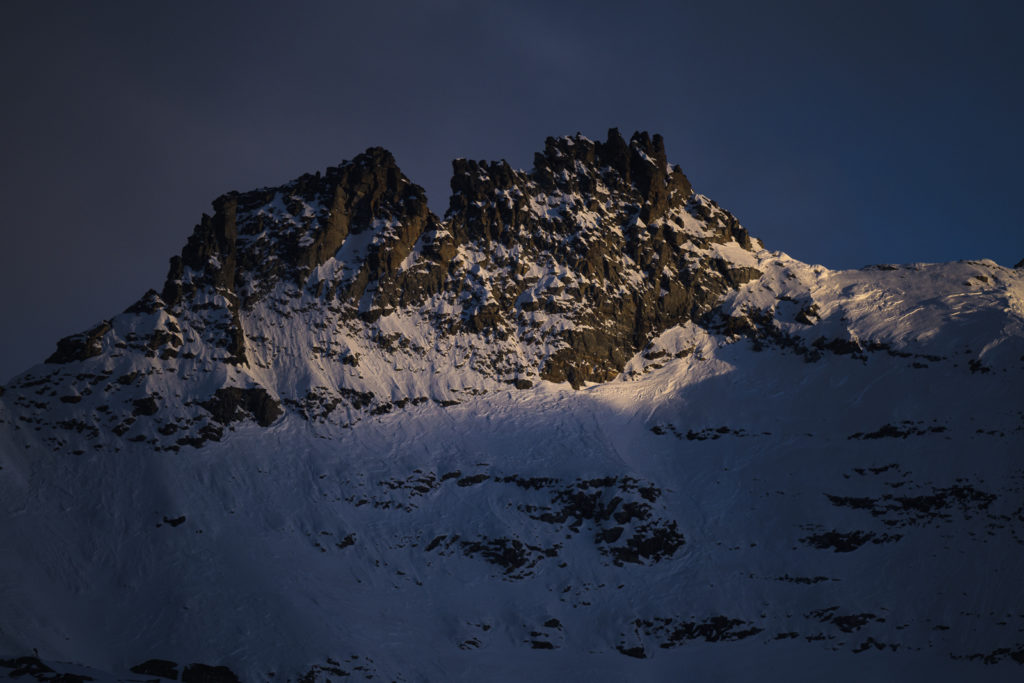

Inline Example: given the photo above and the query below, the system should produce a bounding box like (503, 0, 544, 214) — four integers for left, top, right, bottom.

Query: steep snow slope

(2, 346, 1022, 680)
(1, 131, 1023, 681)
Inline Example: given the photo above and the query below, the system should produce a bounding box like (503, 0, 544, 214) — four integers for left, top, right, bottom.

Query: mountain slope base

(2, 338, 1022, 680)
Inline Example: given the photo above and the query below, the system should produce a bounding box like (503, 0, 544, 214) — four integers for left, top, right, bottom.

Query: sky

(1, 0, 1022, 383)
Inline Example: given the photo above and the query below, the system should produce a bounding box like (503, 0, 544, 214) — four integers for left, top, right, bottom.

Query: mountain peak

(5, 131, 779, 451)
(20, 131, 1021, 457)
(527, 129, 692, 223)
(161, 146, 435, 310)
(4, 134, 1024, 683)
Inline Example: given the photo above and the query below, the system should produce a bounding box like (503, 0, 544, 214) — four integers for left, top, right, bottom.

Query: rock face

(150, 129, 758, 388)
(444, 130, 758, 385)
(3, 129, 1019, 454)
(159, 147, 437, 367)
(45, 321, 112, 364)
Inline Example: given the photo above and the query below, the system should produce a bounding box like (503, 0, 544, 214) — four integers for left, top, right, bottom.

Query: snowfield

(3, 309, 1023, 680)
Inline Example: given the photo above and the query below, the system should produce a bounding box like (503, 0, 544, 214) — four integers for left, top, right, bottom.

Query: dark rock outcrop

(46, 321, 111, 364)
(443, 129, 759, 386)
(130, 659, 179, 680)
(201, 387, 282, 427)
(163, 148, 437, 311)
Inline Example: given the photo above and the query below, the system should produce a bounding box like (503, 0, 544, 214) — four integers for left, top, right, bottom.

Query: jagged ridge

(4, 129, 769, 451)
(4, 129, 1022, 456)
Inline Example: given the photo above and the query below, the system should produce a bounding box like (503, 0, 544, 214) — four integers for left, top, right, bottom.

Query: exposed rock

(799, 529, 903, 552)
(130, 659, 178, 680)
(163, 148, 437, 311)
(616, 645, 646, 659)
(794, 303, 819, 325)
(46, 321, 111, 364)
(0, 656, 54, 677)
(123, 290, 166, 315)
(460, 537, 559, 577)
(456, 473, 489, 487)
(636, 615, 763, 647)
(806, 606, 883, 633)
(444, 129, 759, 387)
(132, 397, 159, 416)
(200, 387, 282, 427)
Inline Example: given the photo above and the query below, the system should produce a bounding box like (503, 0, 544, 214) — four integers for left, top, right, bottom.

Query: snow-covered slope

(1, 131, 1023, 681)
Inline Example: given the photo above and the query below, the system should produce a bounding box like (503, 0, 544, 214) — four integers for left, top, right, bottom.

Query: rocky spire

(449, 129, 694, 246)
(162, 147, 437, 311)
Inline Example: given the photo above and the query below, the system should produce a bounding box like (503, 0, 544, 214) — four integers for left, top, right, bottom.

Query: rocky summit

(8, 129, 767, 450)
(1, 131, 1024, 681)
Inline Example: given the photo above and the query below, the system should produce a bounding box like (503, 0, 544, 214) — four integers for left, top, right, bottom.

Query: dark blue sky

(2, 1, 1022, 382)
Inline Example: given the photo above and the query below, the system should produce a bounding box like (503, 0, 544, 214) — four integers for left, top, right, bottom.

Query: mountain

(1, 130, 1023, 681)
